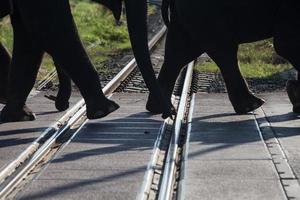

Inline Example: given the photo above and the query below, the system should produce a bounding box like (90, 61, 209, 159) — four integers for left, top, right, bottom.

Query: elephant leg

(146, 18, 200, 114)
(274, 31, 300, 113)
(207, 47, 265, 114)
(0, 43, 11, 104)
(54, 63, 71, 111)
(15, 0, 119, 119)
(125, 0, 176, 118)
(44, 62, 72, 112)
(273, 3, 300, 113)
(0, 13, 43, 122)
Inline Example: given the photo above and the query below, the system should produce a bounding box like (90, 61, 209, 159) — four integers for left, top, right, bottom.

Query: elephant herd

(0, 0, 174, 122)
(0, 0, 300, 123)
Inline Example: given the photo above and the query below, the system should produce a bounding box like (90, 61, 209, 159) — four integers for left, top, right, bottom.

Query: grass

(0, 18, 13, 51)
(72, 1, 130, 49)
(196, 40, 292, 79)
(71, 1, 131, 74)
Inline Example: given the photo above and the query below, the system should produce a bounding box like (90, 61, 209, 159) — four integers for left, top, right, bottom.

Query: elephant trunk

(124, 0, 153, 82)
(124, 0, 172, 118)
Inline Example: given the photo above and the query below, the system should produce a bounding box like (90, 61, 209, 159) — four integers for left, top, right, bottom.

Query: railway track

(0, 8, 212, 197)
(0, 22, 201, 199)
(138, 61, 197, 200)
(2, 2, 298, 199)
(0, 27, 168, 199)
(1, 26, 298, 200)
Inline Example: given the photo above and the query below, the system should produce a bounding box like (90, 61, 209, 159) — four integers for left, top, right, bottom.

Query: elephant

(0, 0, 174, 122)
(146, 0, 300, 114)
(42, 0, 152, 112)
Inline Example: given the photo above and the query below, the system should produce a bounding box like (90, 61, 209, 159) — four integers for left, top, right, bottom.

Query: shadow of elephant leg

(146, 17, 201, 114)
(0, 43, 11, 104)
(0, 13, 43, 122)
(15, 0, 119, 119)
(207, 46, 265, 114)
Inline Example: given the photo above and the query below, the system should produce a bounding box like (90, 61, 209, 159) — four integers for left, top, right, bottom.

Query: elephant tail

(161, 0, 174, 27)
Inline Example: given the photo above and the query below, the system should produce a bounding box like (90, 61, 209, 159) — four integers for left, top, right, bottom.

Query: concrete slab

(20, 179, 144, 200)
(19, 93, 163, 200)
(260, 92, 300, 186)
(13, 92, 300, 200)
(185, 179, 284, 200)
(187, 143, 270, 160)
(185, 93, 286, 200)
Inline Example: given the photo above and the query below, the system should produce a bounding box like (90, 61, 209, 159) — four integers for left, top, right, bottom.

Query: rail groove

(158, 62, 195, 200)
(138, 61, 196, 200)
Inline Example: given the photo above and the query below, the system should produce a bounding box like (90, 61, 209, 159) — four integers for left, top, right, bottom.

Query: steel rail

(177, 93, 195, 200)
(138, 95, 177, 200)
(158, 61, 194, 200)
(0, 26, 167, 199)
(36, 70, 57, 91)
(104, 26, 166, 95)
(138, 117, 173, 200)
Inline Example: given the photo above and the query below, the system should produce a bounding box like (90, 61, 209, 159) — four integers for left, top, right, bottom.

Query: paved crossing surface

(2, 92, 300, 199)
(185, 93, 287, 199)
(0, 91, 81, 171)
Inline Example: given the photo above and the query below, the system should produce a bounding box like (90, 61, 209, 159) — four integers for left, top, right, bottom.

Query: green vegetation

(196, 40, 292, 78)
(72, 1, 130, 50)
(0, 17, 13, 51)
(71, 1, 130, 75)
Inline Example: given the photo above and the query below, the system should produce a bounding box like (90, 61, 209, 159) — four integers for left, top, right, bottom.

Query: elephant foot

(146, 94, 164, 114)
(44, 94, 70, 112)
(162, 106, 177, 119)
(230, 93, 265, 114)
(286, 80, 300, 113)
(0, 105, 36, 122)
(86, 98, 119, 120)
(146, 94, 176, 119)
